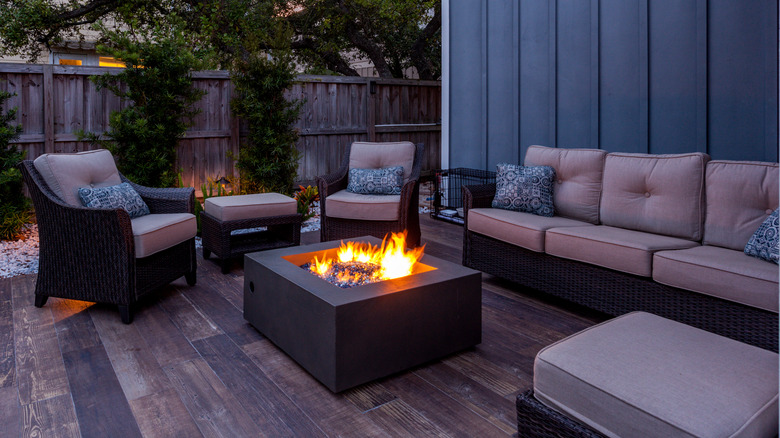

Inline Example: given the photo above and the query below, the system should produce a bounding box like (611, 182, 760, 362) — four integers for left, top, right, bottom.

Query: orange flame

(309, 231, 424, 282)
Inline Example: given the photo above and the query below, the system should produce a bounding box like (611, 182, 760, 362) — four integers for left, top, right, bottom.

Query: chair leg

(203, 248, 211, 259)
(119, 305, 132, 324)
(185, 271, 197, 286)
(221, 259, 231, 275)
(34, 294, 48, 308)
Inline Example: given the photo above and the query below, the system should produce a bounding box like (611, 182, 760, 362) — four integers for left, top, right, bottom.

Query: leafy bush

(85, 27, 205, 188)
(0, 88, 30, 240)
(231, 53, 302, 195)
(294, 185, 319, 221)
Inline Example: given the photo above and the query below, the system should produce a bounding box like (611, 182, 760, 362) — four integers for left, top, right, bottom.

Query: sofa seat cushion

(534, 312, 778, 438)
(325, 190, 400, 221)
(205, 193, 297, 222)
(524, 145, 608, 224)
(131, 213, 196, 258)
(33, 149, 122, 207)
(348, 141, 416, 184)
(600, 152, 709, 240)
(545, 226, 699, 277)
(468, 208, 593, 252)
(653, 245, 779, 313)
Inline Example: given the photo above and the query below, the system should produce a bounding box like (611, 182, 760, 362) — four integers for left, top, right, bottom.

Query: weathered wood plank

(21, 393, 80, 438)
(165, 358, 260, 437)
(49, 298, 101, 354)
(0, 385, 21, 436)
(133, 298, 200, 368)
(194, 334, 326, 436)
(180, 281, 262, 347)
(129, 389, 204, 438)
(364, 398, 451, 437)
(160, 288, 224, 342)
(62, 345, 143, 437)
(0, 298, 14, 388)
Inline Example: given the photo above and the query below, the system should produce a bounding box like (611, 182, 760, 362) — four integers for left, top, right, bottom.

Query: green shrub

(231, 53, 302, 195)
(294, 185, 319, 221)
(85, 28, 205, 188)
(0, 88, 30, 240)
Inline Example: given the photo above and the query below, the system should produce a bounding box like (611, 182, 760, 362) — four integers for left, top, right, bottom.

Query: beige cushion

(654, 246, 779, 313)
(33, 149, 122, 207)
(534, 312, 778, 438)
(703, 160, 779, 250)
(524, 145, 608, 224)
(348, 141, 416, 184)
(545, 226, 699, 277)
(600, 152, 709, 241)
(325, 190, 400, 221)
(204, 193, 297, 222)
(131, 213, 196, 258)
(468, 208, 594, 252)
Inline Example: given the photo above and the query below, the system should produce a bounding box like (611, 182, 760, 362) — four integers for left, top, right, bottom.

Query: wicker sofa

(463, 145, 779, 352)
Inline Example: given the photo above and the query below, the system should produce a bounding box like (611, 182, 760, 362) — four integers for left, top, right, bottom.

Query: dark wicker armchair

(317, 142, 424, 247)
(19, 151, 197, 324)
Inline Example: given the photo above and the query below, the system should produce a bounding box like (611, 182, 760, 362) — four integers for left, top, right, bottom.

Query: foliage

(294, 184, 318, 221)
(82, 23, 206, 188)
(0, 88, 30, 240)
(231, 53, 302, 195)
(0, 0, 442, 79)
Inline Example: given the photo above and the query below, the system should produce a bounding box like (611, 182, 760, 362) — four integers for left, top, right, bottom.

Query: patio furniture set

(17, 142, 779, 437)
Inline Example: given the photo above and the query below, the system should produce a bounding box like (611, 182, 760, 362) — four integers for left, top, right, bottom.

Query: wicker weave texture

(200, 210, 302, 262)
(516, 390, 605, 438)
(19, 160, 197, 322)
(317, 143, 424, 248)
(462, 184, 778, 352)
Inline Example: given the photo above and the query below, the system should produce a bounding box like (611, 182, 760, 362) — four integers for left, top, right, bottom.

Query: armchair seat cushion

(653, 245, 779, 312)
(325, 190, 400, 221)
(468, 208, 593, 252)
(545, 226, 699, 277)
(131, 213, 196, 258)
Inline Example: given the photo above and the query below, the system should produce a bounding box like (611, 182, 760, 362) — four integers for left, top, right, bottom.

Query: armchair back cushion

(348, 141, 416, 184)
(524, 145, 608, 224)
(33, 149, 122, 207)
(703, 160, 779, 251)
(600, 152, 709, 241)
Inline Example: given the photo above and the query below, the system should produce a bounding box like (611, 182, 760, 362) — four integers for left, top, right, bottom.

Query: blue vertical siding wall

(448, 0, 778, 168)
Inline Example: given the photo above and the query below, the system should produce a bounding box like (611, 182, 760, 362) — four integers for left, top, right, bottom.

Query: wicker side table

(201, 193, 302, 274)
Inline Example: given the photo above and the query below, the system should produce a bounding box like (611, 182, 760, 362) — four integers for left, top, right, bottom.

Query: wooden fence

(0, 64, 441, 190)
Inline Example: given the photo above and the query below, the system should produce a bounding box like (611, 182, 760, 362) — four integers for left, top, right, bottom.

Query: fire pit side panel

(243, 261, 338, 389)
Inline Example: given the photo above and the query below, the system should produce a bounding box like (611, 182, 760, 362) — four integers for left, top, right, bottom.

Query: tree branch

(291, 38, 360, 76)
(410, 3, 441, 80)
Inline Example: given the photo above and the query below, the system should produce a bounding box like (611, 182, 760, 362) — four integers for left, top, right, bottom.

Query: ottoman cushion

(534, 312, 778, 438)
(205, 193, 297, 222)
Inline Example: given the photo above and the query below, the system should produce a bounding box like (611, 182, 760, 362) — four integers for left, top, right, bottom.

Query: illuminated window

(99, 57, 125, 68)
(58, 59, 82, 66)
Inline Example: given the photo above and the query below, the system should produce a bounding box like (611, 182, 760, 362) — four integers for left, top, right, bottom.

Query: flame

(309, 231, 424, 283)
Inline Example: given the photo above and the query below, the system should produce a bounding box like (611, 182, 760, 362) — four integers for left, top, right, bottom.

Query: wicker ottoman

(201, 193, 302, 274)
(518, 311, 778, 438)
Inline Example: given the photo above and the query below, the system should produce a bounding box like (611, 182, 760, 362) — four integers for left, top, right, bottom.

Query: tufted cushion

(348, 142, 416, 184)
(524, 145, 607, 224)
(78, 183, 150, 218)
(347, 166, 404, 195)
(33, 149, 122, 207)
(600, 152, 709, 241)
(744, 209, 779, 264)
(491, 163, 556, 217)
(703, 160, 779, 250)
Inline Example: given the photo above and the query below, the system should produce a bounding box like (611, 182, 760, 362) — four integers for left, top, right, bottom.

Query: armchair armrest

(123, 177, 195, 214)
(462, 183, 497, 216)
(316, 168, 348, 200)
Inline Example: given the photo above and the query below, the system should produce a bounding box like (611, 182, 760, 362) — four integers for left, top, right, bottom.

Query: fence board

(1, 64, 440, 189)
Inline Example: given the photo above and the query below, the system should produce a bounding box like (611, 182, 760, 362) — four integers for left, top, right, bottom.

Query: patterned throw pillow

(347, 166, 404, 195)
(744, 208, 779, 264)
(491, 163, 556, 217)
(78, 182, 150, 219)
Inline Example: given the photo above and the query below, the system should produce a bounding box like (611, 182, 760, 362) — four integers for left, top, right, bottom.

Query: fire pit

(243, 235, 482, 392)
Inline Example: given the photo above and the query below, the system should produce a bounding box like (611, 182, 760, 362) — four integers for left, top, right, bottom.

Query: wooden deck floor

(0, 216, 604, 437)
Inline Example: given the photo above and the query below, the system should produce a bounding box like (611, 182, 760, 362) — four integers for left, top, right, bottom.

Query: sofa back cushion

(703, 160, 779, 250)
(33, 149, 122, 207)
(600, 152, 709, 241)
(348, 141, 416, 184)
(524, 145, 607, 224)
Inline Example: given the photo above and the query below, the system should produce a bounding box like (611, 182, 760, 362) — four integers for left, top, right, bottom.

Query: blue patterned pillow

(491, 163, 556, 217)
(78, 182, 150, 218)
(347, 166, 404, 195)
(744, 209, 779, 264)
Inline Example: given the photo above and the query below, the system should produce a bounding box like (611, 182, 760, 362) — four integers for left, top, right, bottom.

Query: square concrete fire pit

(243, 236, 482, 392)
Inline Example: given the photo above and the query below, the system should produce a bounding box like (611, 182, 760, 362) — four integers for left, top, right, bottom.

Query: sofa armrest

(123, 177, 195, 214)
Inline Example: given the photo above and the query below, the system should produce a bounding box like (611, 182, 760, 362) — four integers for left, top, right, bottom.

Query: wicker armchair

(317, 142, 424, 247)
(19, 150, 197, 324)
